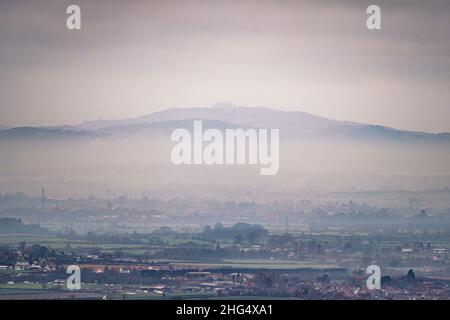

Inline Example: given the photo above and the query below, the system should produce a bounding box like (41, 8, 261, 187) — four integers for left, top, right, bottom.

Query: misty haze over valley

(1, 102, 449, 205)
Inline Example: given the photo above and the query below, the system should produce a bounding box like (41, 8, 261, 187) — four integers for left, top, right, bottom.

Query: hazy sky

(0, 0, 449, 132)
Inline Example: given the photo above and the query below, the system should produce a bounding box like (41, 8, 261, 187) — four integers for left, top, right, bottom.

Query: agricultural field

(0, 234, 157, 254)
(169, 259, 341, 270)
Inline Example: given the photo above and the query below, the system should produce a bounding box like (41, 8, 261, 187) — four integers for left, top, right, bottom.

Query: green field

(170, 259, 340, 270)
(0, 234, 214, 253)
(0, 234, 157, 253)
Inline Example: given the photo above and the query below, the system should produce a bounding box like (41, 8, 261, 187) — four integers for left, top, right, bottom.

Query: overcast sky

(0, 0, 449, 132)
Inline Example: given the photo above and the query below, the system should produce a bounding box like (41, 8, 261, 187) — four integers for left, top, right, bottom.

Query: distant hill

(0, 120, 247, 140)
(0, 127, 97, 140)
(76, 102, 341, 134)
(1, 103, 449, 144)
(95, 119, 249, 136)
